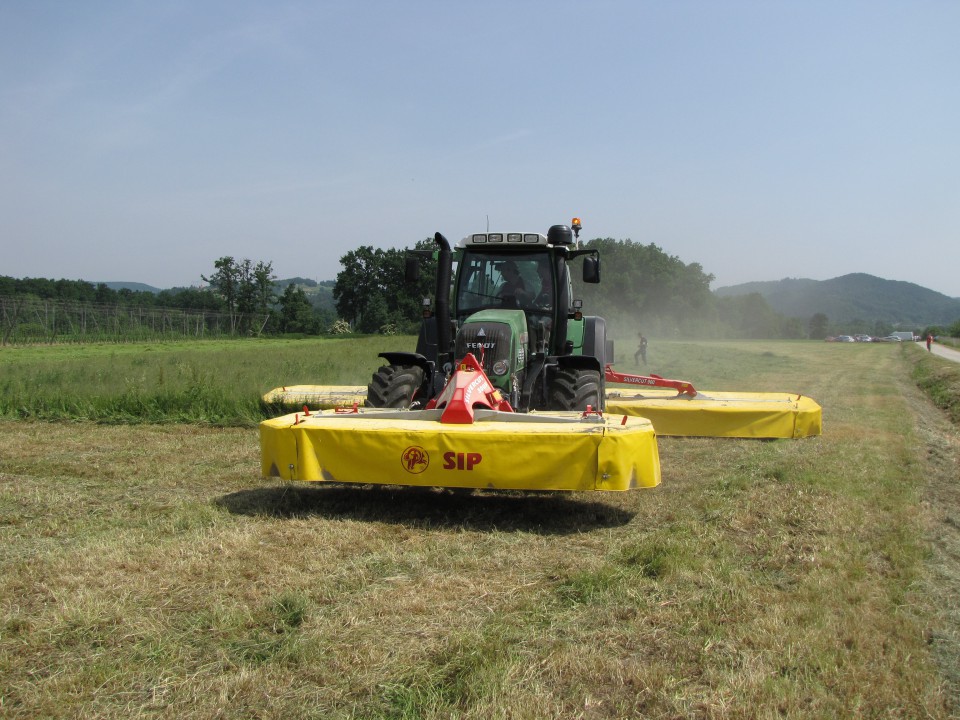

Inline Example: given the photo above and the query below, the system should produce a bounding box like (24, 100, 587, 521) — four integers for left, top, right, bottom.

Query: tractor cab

(444, 226, 601, 406)
(453, 237, 571, 357)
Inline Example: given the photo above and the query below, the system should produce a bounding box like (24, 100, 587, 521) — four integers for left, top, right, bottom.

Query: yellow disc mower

(261, 353, 660, 492)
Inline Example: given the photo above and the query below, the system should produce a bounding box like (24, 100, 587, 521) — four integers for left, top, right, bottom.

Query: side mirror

(405, 256, 420, 282)
(582, 255, 600, 284)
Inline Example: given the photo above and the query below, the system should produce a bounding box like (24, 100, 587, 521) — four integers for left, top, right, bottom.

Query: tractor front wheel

(367, 364, 425, 408)
(547, 368, 602, 412)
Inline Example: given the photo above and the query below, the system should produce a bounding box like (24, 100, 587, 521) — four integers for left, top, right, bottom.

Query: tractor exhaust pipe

(434, 232, 453, 362)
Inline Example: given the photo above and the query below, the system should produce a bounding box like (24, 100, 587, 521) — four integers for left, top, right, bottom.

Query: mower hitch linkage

(604, 365, 698, 397)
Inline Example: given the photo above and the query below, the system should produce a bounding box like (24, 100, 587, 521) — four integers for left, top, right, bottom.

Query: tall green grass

(0, 336, 408, 425)
(1, 334, 951, 428)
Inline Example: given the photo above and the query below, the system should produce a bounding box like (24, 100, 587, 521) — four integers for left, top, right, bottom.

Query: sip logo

(443, 452, 482, 471)
(401, 446, 429, 474)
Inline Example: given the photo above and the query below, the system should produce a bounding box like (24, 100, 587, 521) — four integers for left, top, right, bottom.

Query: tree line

(5, 239, 957, 342)
(1, 262, 320, 341)
(0, 275, 222, 311)
(332, 237, 819, 339)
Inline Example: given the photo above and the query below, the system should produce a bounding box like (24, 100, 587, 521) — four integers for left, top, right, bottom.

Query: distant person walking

(634, 333, 648, 366)
(927, 333, 934, 351)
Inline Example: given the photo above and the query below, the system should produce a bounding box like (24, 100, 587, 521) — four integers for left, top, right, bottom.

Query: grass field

(2, 338, 959, 718)
(0, 336, 392, 425)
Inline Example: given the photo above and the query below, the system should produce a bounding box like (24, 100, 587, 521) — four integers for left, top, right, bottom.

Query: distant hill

(275, 277, 336, 314)
(274, 277, 318, 289)
(96, 278, 337, 312)
(102, 282, 161, 293)
(714, 273, 960, 325)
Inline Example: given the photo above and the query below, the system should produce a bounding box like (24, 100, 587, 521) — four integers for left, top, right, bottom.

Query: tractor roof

(459, 224, 577, 249)
(459, 232, 548, 248)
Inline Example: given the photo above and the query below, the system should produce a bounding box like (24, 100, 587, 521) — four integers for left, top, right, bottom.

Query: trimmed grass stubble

(0, 339, 956, 718)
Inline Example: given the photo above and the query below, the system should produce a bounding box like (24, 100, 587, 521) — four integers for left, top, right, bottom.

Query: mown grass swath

(0, 338, 958, 717)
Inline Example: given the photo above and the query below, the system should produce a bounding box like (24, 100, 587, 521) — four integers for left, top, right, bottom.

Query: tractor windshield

(454, 251, 556, 321)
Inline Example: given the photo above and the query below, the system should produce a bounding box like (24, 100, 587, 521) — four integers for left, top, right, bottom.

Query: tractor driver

(497, 261, 527, 305)
(532, 262, 553, 309)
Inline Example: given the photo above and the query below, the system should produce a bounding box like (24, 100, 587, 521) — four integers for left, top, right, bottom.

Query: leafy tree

(570, 238, 715, 335)
(808, 313, 829, 339)
(781, 316, 805, 339)
(94, 283, 115, 303)
(251, 260, 276, 316)
(203, 257, 240, 319)
(333, 246, 380, 331)
(278, 284, 318, 334)
(200, 255, 240, 325)
(360, 293, 390, 334)
(156, 287, 225, 312)
(333, 240, 436, 333)
(203, 256, 275, 334)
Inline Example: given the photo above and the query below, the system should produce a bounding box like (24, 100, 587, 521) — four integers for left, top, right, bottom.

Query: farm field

(1, 339, 959, 718)
(0, 336, 392, 425)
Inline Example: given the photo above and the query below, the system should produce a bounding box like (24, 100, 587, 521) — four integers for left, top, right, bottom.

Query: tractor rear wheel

(367, 364, 425, 408)
(547, 368, 602, 411)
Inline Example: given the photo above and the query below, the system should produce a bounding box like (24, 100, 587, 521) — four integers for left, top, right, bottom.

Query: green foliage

(201, 257, 276, 334)
(809, 312, 829, 339)
(0, 274, 225, 312)
(277, 284, 318, 334)
(0, 270, 341, 340)
(334, 240, 437, 334)
(564, 239, 806, 338)
(0, 296, 244, 345)
(8, 241, 956, 344)
(0, 336, 402, 425)
(909, 344, 960, 424)
(572, 238, 714, 328)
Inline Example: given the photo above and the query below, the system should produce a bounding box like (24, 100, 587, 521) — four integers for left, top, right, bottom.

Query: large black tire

(547, 367, 603, 411)
(367, 364, 425, 408)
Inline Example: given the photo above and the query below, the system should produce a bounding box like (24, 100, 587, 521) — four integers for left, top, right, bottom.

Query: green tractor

(367, 220, 611, 413)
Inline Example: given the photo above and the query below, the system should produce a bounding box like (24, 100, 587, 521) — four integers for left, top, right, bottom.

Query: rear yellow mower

(262, 371, 823, 441)
(604, 389, 821, 438)
(602, 366, 821, 439)
(262, 385, 367, 408)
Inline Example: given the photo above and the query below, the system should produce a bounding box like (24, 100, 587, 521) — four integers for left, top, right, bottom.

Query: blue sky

(2, 1, 958, 297)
